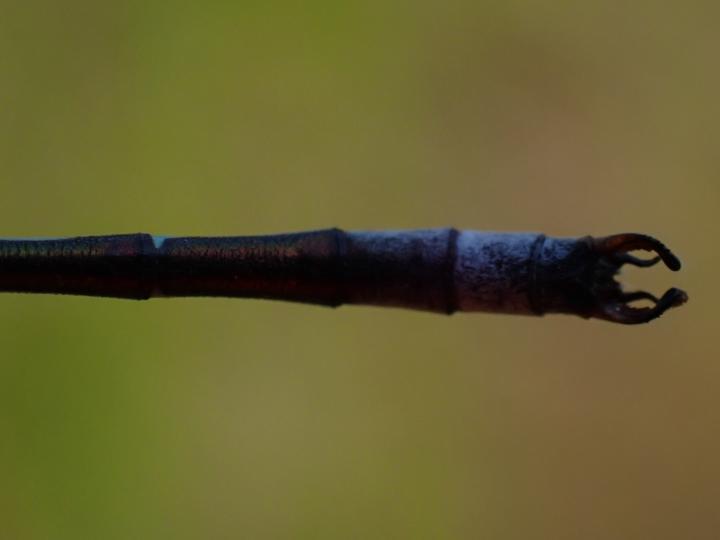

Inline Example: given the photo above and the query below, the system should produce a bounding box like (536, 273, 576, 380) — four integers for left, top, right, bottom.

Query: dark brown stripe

(527, 234, 546, 315)
(444, 227, 459, 315)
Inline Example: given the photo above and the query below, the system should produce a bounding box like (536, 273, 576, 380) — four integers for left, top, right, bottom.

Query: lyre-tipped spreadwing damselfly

(0, 229, 687, 324)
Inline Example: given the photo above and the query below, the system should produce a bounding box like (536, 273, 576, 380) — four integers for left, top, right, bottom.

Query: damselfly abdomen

(0, 229, 686, 324)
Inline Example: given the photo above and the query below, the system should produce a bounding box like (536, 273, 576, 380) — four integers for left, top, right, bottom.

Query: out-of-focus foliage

(0, 1, 718, 538)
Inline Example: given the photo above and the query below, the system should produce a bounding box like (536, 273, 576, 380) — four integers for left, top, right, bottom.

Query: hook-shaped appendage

(589, 233, 688, 324)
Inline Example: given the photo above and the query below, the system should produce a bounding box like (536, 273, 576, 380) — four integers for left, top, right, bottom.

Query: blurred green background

(0, 1, 718, 538)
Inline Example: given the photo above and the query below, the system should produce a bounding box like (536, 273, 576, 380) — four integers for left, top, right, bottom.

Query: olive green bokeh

(1, 1, 718, 539)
